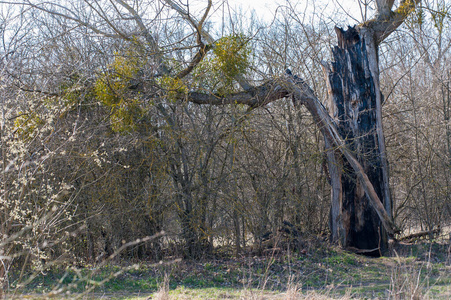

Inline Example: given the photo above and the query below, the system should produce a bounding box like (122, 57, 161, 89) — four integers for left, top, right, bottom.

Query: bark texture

(325, 27, 390, 255)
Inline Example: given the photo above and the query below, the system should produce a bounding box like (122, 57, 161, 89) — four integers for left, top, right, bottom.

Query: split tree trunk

(324, 27, 391, 256)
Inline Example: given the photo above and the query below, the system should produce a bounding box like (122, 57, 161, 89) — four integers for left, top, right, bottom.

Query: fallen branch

(399, 228, 440, 241)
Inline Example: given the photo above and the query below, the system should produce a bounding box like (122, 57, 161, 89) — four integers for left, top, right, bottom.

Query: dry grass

(152, 273, 170, 300)
(388, 262, 424, 299)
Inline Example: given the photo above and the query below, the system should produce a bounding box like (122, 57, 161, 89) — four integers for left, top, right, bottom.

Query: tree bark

(324, 26, 391, 255)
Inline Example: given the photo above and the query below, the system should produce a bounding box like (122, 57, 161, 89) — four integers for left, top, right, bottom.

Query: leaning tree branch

(284, 73, 400, 237)
(180, 73, 400, 236)
(399, 228, 440, 241)
(183, 80, 289, 107)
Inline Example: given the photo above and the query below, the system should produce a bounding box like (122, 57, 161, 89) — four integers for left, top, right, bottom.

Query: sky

(227, 0, 280, 20)
(223, 0, 371, 24)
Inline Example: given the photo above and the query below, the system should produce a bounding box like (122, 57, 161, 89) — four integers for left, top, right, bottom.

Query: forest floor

(7, 240, 451, 299)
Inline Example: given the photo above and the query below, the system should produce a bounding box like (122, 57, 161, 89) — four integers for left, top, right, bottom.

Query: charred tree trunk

(324, 27, 391, 255)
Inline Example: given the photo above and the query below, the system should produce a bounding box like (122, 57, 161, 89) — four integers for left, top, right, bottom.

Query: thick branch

(399, 228, 440, 241)
(184, 81, 289, 107)
(375, 0, 395, 18)
(362, 0, 421, 44)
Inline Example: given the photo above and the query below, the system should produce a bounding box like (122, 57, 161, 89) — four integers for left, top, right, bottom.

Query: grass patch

(7, 241, 451, 299)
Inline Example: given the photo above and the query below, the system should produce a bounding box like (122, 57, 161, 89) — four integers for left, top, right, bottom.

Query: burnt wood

(325, 26, 389, 255)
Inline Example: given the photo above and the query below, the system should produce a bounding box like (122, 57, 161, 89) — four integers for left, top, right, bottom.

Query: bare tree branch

(163, 0, 253, 91)
(114, 0, 169, 74)
(175, 0, 212, 79)
(16, 1, 127, 39)
(163, 0, 214, 44)
(175, 44, 211, 79)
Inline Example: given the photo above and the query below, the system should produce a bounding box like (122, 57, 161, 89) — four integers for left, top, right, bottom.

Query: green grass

(7, 241, 451, 299)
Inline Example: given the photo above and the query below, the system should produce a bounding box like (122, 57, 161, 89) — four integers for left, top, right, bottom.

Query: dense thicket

(0, 0, 450, 280)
